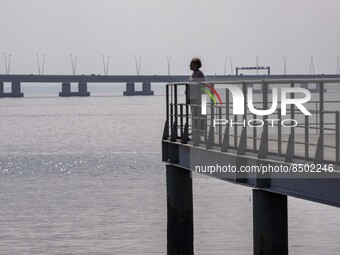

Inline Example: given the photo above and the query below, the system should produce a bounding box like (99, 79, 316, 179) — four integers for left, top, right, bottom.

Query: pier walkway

(162, 77, 340, 255)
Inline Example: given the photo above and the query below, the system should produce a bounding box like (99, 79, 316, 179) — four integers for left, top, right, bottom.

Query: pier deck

(162, 77, 340, 255)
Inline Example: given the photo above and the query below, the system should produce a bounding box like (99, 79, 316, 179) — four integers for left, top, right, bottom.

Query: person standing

(187, 58, 205, 144)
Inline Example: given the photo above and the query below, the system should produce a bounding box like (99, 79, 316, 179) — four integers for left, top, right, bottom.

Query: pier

(162, 77, 340, 254)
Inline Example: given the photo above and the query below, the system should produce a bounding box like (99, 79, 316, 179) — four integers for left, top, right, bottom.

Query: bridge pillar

(142, 82, 154, 95)
(11, 82, 24, 97)
(78, 82, 90, 96)
(123, 82, 154, 96)
(59, 82, 90, 97)
(166, 165, 193, 255)
(253, 189, 288, 255)
(123, 82, 135, 95)
(59, 82, 71, 96)
(0, 82, 3, 95)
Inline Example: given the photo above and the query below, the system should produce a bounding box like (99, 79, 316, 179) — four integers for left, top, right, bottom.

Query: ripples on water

(0, 95, 340, 254)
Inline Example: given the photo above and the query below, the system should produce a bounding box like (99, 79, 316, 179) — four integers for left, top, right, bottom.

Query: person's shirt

(188, 70, 205, 101)
(189, 70, 205, 82)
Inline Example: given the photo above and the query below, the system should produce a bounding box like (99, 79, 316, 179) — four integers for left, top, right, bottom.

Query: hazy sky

(1, 0, 340, 75)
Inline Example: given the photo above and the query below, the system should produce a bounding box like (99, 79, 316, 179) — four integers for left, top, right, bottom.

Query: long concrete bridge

(1, 74, 340, 97)
(0, 74, 222, 97)
(162, 76, 340, 254)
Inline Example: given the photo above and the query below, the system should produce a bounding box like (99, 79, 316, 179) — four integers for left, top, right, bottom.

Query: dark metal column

(78, 82, 90, 96)
(253, 189, 288, 255)
(59, 82, 71, 97)
(166, 164, 193, 255)
(142, 81, 154, 95)
(123, 82, 135, 96)
(11, 82, 24, 97)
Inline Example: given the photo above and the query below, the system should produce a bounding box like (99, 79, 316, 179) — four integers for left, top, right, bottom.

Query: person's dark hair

(191, 58, 202, 69)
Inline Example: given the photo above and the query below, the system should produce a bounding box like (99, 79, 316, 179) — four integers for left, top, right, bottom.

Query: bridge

(162, 76, 340, 254)
(0, 74, 229, 97)
(1, 74, 340, 97)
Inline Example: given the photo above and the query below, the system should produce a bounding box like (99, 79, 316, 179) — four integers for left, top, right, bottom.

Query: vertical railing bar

(305, 115, 309, 160)
(174, 84, 178, 138)
(219, 105, 222, 146)
(319, 82, 324, 161)
(234, 115, 237, 150)
(262, 82, 268, 154)
(253, 113, 257, 152)
(209, 83, 215, 145)
(180, 103, 183, 137)
(226, 88, 230, 149)
(243, 83, 247, 151)
(210, 83, 215, 128)
(336, 111, 339, 165)
(290, 82, 295, 157)
(185, 84, 190, 135)
(170, 85, 173, 127)
(166, 84, 169, 125)
(205, 112, 208, 144)
(315, 101, 319, 134)
(278, 108, 282, 156)
(187, 102, 190, 137)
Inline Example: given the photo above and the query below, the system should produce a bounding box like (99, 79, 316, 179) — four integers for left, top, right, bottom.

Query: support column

(142, 82, 154, 95)
(253, 189, 288, 255)
(123, 82, 135, 95)
(0, 82, 3, 96)
(59, 82, 71, 97)
(78, 82, 90, 96)
(11, 82, 24, 97)
(166, 165, 193, 255)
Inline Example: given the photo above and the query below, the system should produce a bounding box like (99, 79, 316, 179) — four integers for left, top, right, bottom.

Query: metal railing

(164, 78, 340, 165)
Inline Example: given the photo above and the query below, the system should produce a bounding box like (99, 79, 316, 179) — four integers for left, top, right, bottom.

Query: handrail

(168, 77, 340, 86)
(164, 78, 340, 165)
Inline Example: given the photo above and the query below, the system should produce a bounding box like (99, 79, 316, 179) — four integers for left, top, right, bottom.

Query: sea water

(0, 89, 340, 254)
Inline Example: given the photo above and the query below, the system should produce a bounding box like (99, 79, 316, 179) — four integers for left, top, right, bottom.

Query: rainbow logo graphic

(199, 83, 223, 115)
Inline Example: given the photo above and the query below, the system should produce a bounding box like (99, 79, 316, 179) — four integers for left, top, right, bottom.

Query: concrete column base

(166, 164, 193, 255)
(253, 189, 288, 255)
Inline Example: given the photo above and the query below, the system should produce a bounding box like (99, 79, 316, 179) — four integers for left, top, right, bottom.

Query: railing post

(290, 82, 295, 156)
(225, 87, 230, 150)
(319, 82, 324, 160)
(166, 84, 169, 125)
(253, 113, 257, 153)
(170, 85, 173, 128)
(278, 108, 282, 156)
(174, 84, 178, 126)
(243, 83, 247, 151)
(305, 115, 309, 160)
(336, 111, 339, 165)
(234, 115, 238, 150)
(262, 82, 268, 154)
(180, 104, 183, 137)
(218, 106, 222, 146)
(315, 101, 319, 134)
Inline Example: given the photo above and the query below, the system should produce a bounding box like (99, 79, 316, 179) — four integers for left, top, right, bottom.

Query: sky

(1, 0, 340, 75)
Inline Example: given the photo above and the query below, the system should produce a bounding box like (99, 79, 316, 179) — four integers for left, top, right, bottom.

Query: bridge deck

(1, 74, 339, 83)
